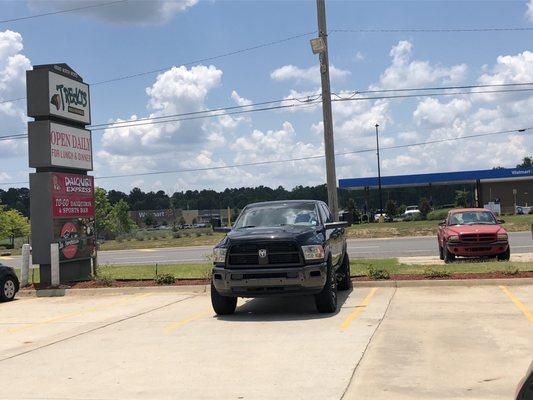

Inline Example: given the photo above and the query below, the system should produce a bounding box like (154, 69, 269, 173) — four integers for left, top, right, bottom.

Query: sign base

(39, 260, 92, 286)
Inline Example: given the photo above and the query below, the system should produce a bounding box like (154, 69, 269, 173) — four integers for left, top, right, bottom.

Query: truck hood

(224, 225, 320, 245)
(446, 224, 506, 235)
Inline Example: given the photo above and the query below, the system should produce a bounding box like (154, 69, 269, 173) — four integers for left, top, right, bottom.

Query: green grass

(17, 259, 532, 285)
(346, 214, 533, 239)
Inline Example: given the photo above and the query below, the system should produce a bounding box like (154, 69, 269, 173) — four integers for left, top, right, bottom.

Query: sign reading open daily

(48, 71, 90, 124)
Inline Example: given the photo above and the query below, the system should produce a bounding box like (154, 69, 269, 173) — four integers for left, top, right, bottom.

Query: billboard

(51, 172, 94, 218)
(27, 66, 91, 125)
(29, 120, 93, 170)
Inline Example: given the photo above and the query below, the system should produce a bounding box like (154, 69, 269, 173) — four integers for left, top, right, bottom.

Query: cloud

(270, 64, 350, 85)
(100, 65, 223, 156)
(27, 0, 198, 25)
(355, 51, 365, 62)
(0, 30, 31, 159)
(527, 0, 533, 21)
(377, 40, 467, 89)
(413, 98, 471, 128)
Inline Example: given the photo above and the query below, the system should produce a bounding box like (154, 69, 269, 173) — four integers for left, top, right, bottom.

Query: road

(1, 284, 531, 399)
(1, 231, 531, 269)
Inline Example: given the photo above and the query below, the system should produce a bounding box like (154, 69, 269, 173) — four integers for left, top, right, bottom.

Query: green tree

(454, 190, 468, 207)
(419, 198, 431, 219)
(109, 200, 135, 234)
(0, 206, 30, 248)
(178, 216, 186, 225)
(517, 156, 532, 168)
(385, 200, 397, 218)
(95, 187, 112, 237)
(144, 212, 156, 227)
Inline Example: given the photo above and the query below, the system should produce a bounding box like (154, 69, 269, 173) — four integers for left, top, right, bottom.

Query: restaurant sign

(51, 172, 94, 218)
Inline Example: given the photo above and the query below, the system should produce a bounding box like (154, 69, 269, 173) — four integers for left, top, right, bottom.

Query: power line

(1, 126, 530, 186)
(0, 0, 128, 24)
(331, 27, 533, 33)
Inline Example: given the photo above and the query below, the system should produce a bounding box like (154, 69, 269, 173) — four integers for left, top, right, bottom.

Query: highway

(1, 231, 531, 269)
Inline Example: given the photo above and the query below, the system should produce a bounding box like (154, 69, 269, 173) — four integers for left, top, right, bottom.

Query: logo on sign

(50, 83, 88, 116)
(59, 222, 79, 259)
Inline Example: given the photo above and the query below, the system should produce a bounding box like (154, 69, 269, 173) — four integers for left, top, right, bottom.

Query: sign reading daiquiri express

(27, 63, 94, 285)
(29, 121, 93, 170)
(27, 64, 91, 125)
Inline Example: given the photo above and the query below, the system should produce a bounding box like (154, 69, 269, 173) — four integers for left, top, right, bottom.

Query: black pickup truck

(211, 200, 351, 315)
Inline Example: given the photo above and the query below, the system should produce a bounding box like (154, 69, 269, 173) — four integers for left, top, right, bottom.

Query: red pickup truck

(437, 208, 510, 263)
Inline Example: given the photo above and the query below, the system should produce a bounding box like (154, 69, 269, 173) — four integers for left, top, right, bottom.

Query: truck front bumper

(212, 263, 328, 297)
(446, 241, 509, 257)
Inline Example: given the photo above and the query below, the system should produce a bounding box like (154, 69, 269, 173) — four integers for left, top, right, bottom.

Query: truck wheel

(438, 245, 444, 260)
(315, 262, 338, 313)
(210, 281, 237, 315)
(443, 245, 455, 264)
(337, 253, 352, 291)
(497, 247, 511, 261)
(0, 277, 17, 302)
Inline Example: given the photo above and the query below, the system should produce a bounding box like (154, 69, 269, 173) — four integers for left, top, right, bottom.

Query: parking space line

(499, 286, 533, 322)
(7, 293, 151, 334)
(340, 288, 378, 331)
(164, 309, 212, 334)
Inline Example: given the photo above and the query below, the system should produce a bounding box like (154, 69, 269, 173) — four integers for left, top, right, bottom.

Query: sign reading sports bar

(27, 64, 91, 125)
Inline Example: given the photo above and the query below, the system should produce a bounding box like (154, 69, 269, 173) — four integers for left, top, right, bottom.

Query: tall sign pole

(27, 64, 95, 286)
(315, 0, 339, 220)
(375, 124, 384, 217)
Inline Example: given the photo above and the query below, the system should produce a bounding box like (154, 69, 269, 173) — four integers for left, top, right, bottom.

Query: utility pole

(375, 124, 384, 218)
(315, 0, 339, 220)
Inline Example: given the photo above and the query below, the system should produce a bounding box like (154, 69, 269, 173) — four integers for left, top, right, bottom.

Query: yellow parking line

(165, 309, 212, 334)
(8, 293, 151, 334)
(340, 288, 378, 331)
(138, 249, 156, 252)
(0, 256, 14, 260)
(499, 286, 533, 323)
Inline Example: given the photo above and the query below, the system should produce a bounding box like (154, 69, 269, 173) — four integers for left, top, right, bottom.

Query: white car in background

(402, 205, 421, 220)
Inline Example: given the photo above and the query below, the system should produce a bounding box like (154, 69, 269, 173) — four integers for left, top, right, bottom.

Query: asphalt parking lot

(1, 284, 531, 399)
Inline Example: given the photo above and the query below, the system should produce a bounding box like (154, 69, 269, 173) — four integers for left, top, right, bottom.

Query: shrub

(427, 209, 451, 221)
(368, 267, 390, 280)
(93, 274, 116, 287)
(172, 232, 182, 239)
(423, 268, 451, 279)
(154, 274, 176, 285)
(504, 265, 520, 276)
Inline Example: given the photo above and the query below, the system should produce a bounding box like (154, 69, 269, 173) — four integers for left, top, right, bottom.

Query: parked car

(405, 205, 421, 216)
(437, 208, 510, 263)
(374, 211, 390, 222)
(0, 263, 19, 301)
(515, 360, 533, 400)
(210, 200, 350, 315)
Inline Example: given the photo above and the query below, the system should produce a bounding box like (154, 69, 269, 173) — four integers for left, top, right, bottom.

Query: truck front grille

(228, 241, 302, 267)
(459, 233, 497, 243)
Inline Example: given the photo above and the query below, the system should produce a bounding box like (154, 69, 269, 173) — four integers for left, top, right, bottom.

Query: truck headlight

(497, 233, 508, 241)
(213, 248, 227, 263)
(448, 235, 460, 242)
(301, 245, 325, 261)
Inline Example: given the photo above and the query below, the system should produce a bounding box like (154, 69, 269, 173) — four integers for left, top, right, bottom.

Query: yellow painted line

(138, 249, 156, 252)
(0, 256, 14, 260)
(340, 288, 378, 331)
(8, 293, 151, 334)
(165, 309, 212, 334)
(499, 286, 533, 323)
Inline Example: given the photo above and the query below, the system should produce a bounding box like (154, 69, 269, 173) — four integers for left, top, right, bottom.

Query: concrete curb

(18, 284, 209, 297)
(354, 277, 533, 288)
(16, 277, 532, 297)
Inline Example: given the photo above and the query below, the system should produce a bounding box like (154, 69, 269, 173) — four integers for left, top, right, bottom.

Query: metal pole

(50, 243, 60, 287)
(316, 0, 339, 221)
(21, 244, 30, 287)
(375, 124, 384, 216)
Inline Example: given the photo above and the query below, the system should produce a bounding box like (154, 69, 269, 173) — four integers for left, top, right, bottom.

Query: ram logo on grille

(258, 249, 268, 258)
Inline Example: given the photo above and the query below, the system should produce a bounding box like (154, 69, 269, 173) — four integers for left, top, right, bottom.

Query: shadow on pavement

(216, 288, 352, 322)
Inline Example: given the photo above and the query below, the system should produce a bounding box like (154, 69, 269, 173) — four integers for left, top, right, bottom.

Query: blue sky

(1, 0, 533, 193)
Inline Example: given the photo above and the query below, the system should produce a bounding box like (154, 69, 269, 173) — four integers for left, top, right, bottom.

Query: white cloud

(0, 30, 31, 159)
(270, 64, 350, 85)
(526, 0, 533, 21)
(377, 40, 467, 89)
(413, 98, 471, 128)
(28, 0, 198, 25)
(101, 65, 223, 156)
(231, 90, 252, 107)
(355, 51, 365, 62)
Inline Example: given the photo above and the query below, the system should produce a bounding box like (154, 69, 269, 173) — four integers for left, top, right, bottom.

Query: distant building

(129, 208, 235, 227)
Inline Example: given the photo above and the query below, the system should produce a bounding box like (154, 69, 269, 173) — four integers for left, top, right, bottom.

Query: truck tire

(497, 247, 511, 261)
(0, 277, 17, 302)
(315, 262, 338, 313)
(438, 245, 444, 260)
(337, 253, 352, 291)
(210, 281, 237, 315)
(443, 244, 455, 264)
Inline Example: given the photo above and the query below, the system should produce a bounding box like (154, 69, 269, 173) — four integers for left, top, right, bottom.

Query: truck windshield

(449, 211, 497, 225)
(235, 203, 319, 228)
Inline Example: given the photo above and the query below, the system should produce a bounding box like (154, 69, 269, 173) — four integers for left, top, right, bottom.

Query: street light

(375, 123, 384, 221)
